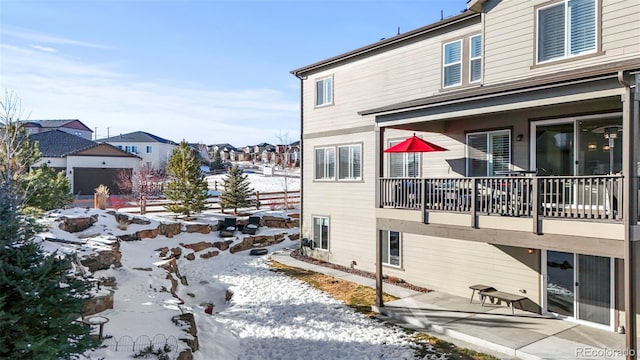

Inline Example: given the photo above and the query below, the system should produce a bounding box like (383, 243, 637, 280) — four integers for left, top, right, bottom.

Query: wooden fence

(94, 190, 301, 214)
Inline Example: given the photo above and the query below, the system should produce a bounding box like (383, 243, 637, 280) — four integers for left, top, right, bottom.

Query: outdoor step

(374, 305, 447, 334)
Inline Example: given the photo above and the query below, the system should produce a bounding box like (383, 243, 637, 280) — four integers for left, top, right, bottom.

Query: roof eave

(291, 10, 479, 76)
(466, 0, 487, 12)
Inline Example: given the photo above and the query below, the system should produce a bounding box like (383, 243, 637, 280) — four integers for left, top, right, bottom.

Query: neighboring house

(189, 142, 211, 165)
(98, 131, 178, 171)
(253, 142, 275, 163)
(22, 119, 93, 140)
(274, 142, 301, 168)
(32, 130, 141, 195)
(229, 149, 246, 161)
(292, 0, 639, 346)
(208, 143, 238, 162)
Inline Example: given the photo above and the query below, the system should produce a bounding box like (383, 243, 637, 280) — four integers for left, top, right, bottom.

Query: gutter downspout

(618, 70, 637, 360)
(294, 73, 306, 254)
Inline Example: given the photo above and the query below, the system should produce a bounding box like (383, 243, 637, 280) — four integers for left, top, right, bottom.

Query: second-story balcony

(380, 174, 625, 225)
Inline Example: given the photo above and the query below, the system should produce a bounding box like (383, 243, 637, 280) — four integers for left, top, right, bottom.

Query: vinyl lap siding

(602, 1, 640, 53)
(303, 23, 481, 136)
(302, 133, 377, 270)
(484, 0, 640, 85)
(387, 234, 540, 303)
(482, 0, 533, 84)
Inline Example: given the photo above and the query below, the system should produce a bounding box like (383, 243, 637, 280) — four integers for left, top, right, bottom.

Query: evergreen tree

(219, 165, 253, 215)
(0, 90, 98, 359)
(23, 164, 73, 212)
(164, 140, 209, 217)
(211, 149, 226, 171)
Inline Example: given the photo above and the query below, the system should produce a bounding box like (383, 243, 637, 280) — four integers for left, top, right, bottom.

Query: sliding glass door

(545, 251, 612, 327)
(532, 115, 623, 176)
(546, 251, 575, 317)
(535, 122, 574, 176)
(577, 254, 611, 326)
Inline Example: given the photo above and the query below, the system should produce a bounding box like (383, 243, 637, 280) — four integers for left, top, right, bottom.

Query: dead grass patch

(269, 260, 396, 315)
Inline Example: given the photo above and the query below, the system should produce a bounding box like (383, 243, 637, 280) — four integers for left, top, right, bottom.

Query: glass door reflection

(547, 251, 575, 317)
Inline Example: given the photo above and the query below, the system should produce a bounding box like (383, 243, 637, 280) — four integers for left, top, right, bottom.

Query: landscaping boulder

(212, 240, 233, 251)
(185, 224, 211, 234)
(80, 250, 122, 272)
(58, 214, 98, 233)
(181, 241, 213, 252)
(261, 215, 298, 229)
(159, 222, 182, 237)
(199, 250, 220, 259)
(172, 313, 198, 356)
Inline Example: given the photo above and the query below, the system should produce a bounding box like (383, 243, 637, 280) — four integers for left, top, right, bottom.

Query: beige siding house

(32, 130, 141, 195)
(99, 131, 178, 171)
(292, 0, 640, 351)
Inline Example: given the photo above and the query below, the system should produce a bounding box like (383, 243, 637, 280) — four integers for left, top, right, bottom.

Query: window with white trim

(388, 140, 420, 178)
(338, 144, 361, 180)
(466, 130, 511, 176)
(381, 230, 401, 267)
(315, 147, 335, 180)
(469, 34, 482, 83)
(537, 0, 597, 63)
(315, 77, 333, 106)
(313, 216, 329, 250)
(443, 40, 462, 88)
(146, 146, 153, 153)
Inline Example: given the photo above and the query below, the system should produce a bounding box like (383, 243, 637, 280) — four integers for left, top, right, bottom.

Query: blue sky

(0, 0, 468, 147)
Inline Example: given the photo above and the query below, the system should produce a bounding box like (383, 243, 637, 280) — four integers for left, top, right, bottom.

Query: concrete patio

(270, 249, 631, 360)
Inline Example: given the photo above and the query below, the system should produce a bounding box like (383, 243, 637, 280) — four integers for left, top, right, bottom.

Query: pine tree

(211, 150, 226, 171)
(219, 165, 253, 215)
(0, 90, 98, 359)
(164, 140, 209, 217)
(23, 164, 73, 212)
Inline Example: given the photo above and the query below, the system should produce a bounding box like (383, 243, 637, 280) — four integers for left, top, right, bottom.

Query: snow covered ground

(33, 174, 440, 359)
(205, 171, 300, 194)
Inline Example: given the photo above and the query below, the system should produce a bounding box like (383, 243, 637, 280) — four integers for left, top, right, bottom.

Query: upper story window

(314, 147, 335, 180)
(443, 40, 462, 88)
(337, 144, 361, 181)
(131, 145, 138, 153)
(537, 0, 597, 63)
(442, 34, 482, 89)
(469, 35, 482, 83)
(315, 77, 333, 107)
(466, 130, 511, 176)
(146, 146, 152, 153)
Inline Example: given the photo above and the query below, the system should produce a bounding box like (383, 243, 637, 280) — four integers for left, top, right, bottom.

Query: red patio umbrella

(384, 134, 448, 153)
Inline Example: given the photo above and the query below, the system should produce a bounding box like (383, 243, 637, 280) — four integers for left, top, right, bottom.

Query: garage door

(73, 168, 131, 195)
